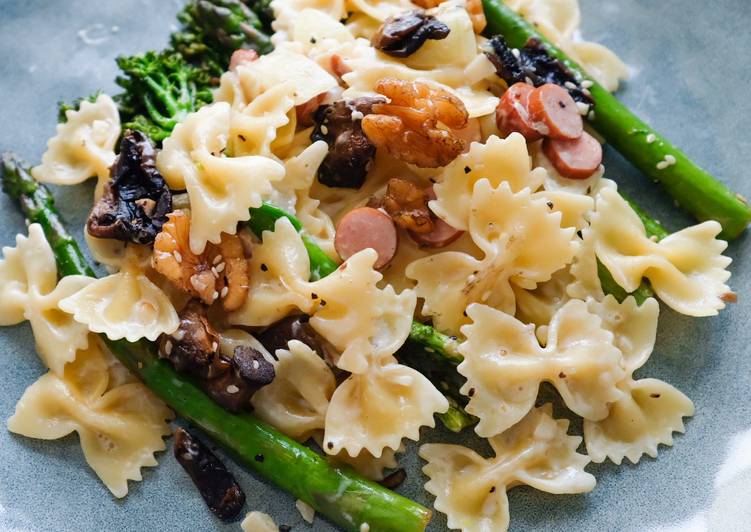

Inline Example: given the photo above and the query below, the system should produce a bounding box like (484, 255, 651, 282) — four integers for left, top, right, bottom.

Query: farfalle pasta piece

(229, 218, 316, 327)
(323, 359, 449, 458)
(229, 83, 298, 158)
(0, 224, 92, 375)
(584, 296, 695, 464)
(7, 341, 172, 498)
(458, 300, 625, 437)
(332, 446, 399, 481)
(407, 179, 576, 333)
(31, 94, 120, 193)
(269, 141, 337, 256)
(307, 249, 416, 373)
(251, 340, 336, 441)
(591, 187, 732, 316)
(231, 218, 415, 372)
(431, 133, 547, 231)
(420, 404, 595, 532)
(157, 102, 286, 254)
(59, 247, 179, 342)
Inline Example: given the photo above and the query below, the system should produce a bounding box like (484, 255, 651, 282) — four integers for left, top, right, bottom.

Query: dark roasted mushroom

(311, 97, 385, 188)
(257, 314, 324, 356)
(381, 178, 434, 233)
(87, 129, 172, 244)
(371, 11, 450, 57)
(158, 302, 275, 412)
(174, 428, 245, 521)
(379, 468, 407, 490)
(204, 346, 275, 412)
(485, 36, 594, 107)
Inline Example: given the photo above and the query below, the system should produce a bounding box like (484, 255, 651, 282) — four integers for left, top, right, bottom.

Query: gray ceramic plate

(1, 1, 749, 530)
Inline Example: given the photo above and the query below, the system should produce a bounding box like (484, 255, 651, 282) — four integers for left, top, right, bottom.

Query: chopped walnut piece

(361, 78, 469, 168)
(371, 11, 450, 58)
(382, 178, 434, 233)
(152, 211, 249, 311)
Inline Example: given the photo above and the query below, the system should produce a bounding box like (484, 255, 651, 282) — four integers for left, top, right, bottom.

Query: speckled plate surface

(0, 1, 749, 530)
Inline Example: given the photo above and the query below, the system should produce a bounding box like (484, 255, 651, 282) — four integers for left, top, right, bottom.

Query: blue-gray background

(0, 1, 749, 530)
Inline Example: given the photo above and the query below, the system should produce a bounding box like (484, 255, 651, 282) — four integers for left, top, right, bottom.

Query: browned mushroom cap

(173, 428, 246, 521)
(371, 11, 450, 57)
(257, 315, 324, 357)
(87, 130, 172, 244)
(204, 346, 275, 413)
(311, 97, 385, 189)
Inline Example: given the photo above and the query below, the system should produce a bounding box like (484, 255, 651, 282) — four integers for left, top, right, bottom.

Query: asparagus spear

(1, 154, 432, 532)
(481, 0, 751, 240)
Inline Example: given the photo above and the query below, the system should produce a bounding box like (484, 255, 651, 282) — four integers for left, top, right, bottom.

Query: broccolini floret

(171, 0, 273, 79)
(114, 51, 213, 142)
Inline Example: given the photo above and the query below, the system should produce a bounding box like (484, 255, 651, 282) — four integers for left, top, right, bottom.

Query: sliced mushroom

(174, 428, 246, 521)
(371, 11, 450, 58)
(87, 130, 171, 244)
(158, 302, 275, 413)
(311, 97, 385, 189)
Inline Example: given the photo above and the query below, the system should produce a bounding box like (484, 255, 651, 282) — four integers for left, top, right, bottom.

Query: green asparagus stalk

(482, 0, 751, 240)
(1, 154, 431, 532)
(247, 203, 476, 432)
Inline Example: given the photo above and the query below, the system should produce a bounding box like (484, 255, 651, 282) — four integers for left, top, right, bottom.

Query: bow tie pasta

(32, 94, 120, 196)
(231, 217, 416, 373)
(0, 224, 93, 375)
(458, 300, 625, 437)
(157, 102, 286, 254)
(407, 179, 576, 333)
(583, 296, 695, 464)
(324, 359, 449, 458)
(591, 186, 732, 316)
(420, 404, 595, 532)
(59, 247, 179, 342)
(7, 341, 172, 498)
(251, 340, 336, 441)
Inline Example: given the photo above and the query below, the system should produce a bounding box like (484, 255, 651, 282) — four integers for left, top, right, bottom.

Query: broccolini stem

(482, 0, 751, 240)
(0, 154, 432, 532)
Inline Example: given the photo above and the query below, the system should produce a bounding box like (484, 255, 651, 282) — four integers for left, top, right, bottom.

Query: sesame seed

(665, 154, 676, 165)
(564, 81, 576, 90)
(172, 329, 185, 341)
(581, 80, 594, 89)
(425, 347, 434, 353)
(215, 262, 225, 273)
(173, 251, 182, 263)
(656, 161, 669, 170)
(582, 88, 591, 97)
(587, 110, 596, 121)
(226, 385, 240, 394)
(646, 133, 656, 144)
(220, 286, 229, 298)
(137, 362, 144, 369)
(320, 125, 329, 135)
(576, 102, 590, 115)
(213, 254, 223, 265)
(350, 110, 364, 120)
(524, 76, 534, 85)
(211, 342, 218, 352)
(211, 267, 219, 278)
(165, 341, 173, 355)
(649, 235, 659, 242)
(252, 360, 260, 370)
(212, 290, 219, 300)
(511, 48, 520, 58)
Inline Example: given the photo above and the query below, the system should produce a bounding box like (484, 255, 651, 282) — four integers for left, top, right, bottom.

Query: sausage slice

(495, 83, 542, 142)
(543, 131, 603, 180)
(409, 186, 464, 248)
(334, 207, 398, 269)
(528, 83, 583, 140)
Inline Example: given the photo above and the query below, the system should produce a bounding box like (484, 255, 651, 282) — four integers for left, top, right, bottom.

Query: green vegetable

(482, 0, 751, 240)
(247, 203, 476, 431)
(114, 51, 214, 142)
(171, 0, 273, 79)
(1, 153, 431, 532)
